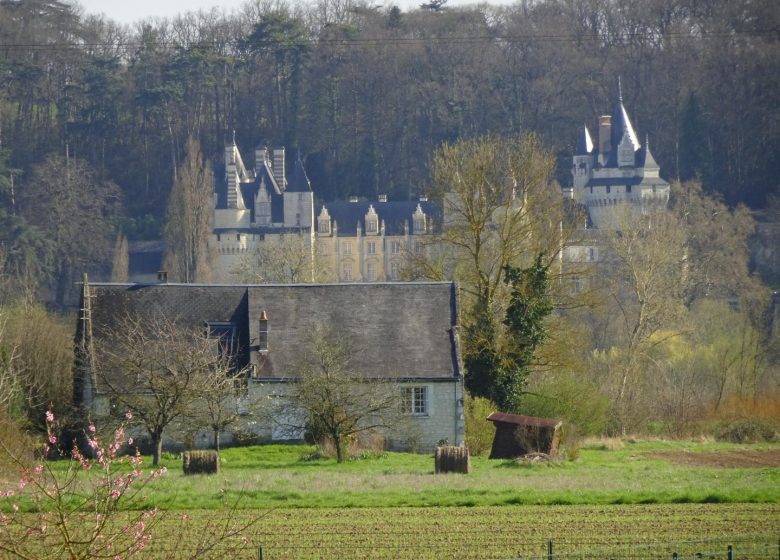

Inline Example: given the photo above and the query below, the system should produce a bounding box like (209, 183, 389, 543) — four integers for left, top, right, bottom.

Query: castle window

(342, 264, 352, 281)
(626, 185, 632, 194)
(342, 242, 352, 256)
(402, 386, 428, 416)
(367, 262, 377, 281)
(390, 262, 400, 281)
(415, 242, 423, 254)
(367, 241, 376, 255)
(296, 213, 301, 226)
(413, 204, 426, 233)
(391, 241, 401, 255)
(217, 234, 221, 242)
(571, 277, 582, 294)
(236, 234, 241, 242)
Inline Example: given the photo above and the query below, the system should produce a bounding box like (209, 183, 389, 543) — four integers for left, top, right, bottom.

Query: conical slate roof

(575, 125, 594, 155)
(286, 155, 311, 192)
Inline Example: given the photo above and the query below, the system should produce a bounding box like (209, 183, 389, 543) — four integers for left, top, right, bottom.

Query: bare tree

(282, 326, 403, 462)
(99, 316, 240, 465)
(597, 207, 688, 433)
(231, 232, 332, 283)
(21, 154, 122, 307)
(164, 136, 214, 283)
(190, 361, 261, 452)
(110, 233, 129, 283)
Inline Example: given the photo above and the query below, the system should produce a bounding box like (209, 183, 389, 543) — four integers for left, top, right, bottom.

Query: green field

(6, 440, 780, 559)
(104, 439, 780, 509)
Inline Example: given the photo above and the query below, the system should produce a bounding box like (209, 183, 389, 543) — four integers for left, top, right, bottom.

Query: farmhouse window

(402, 386, 428, 416)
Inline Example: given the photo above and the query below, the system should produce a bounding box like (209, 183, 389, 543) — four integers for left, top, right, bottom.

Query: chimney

(226, 144, 238, 209)
(378, 194, 387, 202)
(598, 116, 612, 160)
(258, 310, 268, 351)
(157, 270, 168, 283)
(272, 148, 285, 189)
(255, 146, 267, 172)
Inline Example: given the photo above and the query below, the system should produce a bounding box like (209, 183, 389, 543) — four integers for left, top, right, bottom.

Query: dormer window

(413, 204, 426, 234)
(318, 207, 331, 235)
(365, 205, 379, 234)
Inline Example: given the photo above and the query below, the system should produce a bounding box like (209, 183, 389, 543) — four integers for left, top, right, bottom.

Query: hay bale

(435, 445, 471, 474)
(183, 450, 219, 475)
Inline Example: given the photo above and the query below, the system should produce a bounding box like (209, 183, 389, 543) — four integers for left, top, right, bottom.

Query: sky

(75, 0, 503, 25)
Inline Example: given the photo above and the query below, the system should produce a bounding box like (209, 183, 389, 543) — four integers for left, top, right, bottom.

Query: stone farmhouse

(73, 278, 465, 452)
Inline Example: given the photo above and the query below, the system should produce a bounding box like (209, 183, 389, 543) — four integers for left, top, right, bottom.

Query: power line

(0, 28, 775, 51)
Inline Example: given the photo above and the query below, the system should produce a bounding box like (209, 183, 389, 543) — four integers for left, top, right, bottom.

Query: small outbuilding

(486, 412, 562, 459)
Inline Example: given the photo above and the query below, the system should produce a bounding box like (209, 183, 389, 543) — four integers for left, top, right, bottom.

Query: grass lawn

(5, 439, 779, 559)
(119, 439, 780, 509)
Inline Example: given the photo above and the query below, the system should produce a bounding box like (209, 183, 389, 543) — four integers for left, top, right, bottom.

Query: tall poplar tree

(163, 136, 213, 283)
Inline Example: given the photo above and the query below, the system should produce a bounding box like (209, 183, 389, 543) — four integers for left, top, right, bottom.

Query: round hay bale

(183, 450, 219, 475)
(435, 445, 471, 474)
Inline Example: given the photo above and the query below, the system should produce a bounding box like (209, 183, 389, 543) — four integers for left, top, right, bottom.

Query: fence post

(547, 538, 553, 560)
(258, 544, 263, 560)
(727, 544, 733, 560)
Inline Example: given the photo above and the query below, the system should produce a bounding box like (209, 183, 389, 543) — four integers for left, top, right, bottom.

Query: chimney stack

(255, 146, 267, 172)
(598, 116, 612, 162)
(378, 194, 387, 202)
(157, 270, 168, 283)
(272, 148, 286, 190)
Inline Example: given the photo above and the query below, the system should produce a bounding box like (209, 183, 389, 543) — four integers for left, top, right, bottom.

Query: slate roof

(286, 157, 312, 192)
(487, 412, 561, 428)
(81, 282, 461, 389)
(575, 125, 594, 155)
(317, 200, 442, 236)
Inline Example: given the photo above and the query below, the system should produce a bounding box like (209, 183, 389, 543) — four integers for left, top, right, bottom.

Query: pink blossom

(45, 411, 54, 423)
(181, 512, 189, 521)
(33, 465, 43, 476)
(89, 424, 96, 433)
(110, 490, 120, 499)
(160, 466, 167, 474)
(125, 411, 133, 420)
(128, 438, 133, 446)
(48, 435, 56, 445)
(6, 490, 14, 497)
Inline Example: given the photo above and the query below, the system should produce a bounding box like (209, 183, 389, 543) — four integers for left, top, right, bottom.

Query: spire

(576, 125, 594, 155)
(608, 87, 640, 166)
(641, 133, 659, 170)
(618, 76, 623, 102)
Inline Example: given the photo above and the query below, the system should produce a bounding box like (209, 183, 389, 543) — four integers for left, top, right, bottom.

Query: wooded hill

(0, 0, 778, 302)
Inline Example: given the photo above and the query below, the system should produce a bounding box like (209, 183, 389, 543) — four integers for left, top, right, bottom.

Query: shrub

(520, 374, 608, 436)
(714, 419, 777, 443)
(183, 450, 220, 475)
(464, 394, 497, 456)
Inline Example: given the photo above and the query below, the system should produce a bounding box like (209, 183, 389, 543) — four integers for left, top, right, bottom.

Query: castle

(211, 141, 438, 283)
(564, 87, 670, 227)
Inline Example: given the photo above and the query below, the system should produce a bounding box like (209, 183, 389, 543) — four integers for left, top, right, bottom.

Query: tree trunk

(334, 435, 344, 463)
(213, 428, 220, 452)
(152, 433, 163, 466)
